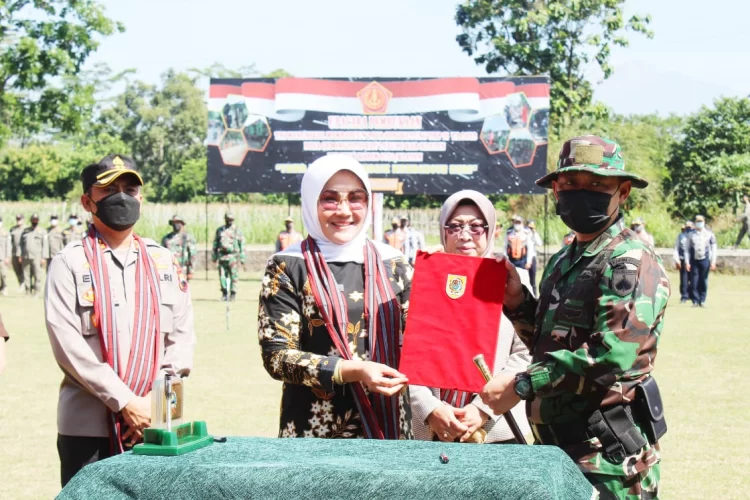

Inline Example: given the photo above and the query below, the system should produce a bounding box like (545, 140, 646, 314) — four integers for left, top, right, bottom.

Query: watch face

(516, 378, 532, 398)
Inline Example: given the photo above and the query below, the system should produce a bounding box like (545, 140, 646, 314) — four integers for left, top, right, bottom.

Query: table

(58, 437, 596, 499)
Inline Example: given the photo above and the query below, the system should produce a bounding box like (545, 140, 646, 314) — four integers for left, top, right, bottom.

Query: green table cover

(58, 437, 596, 499)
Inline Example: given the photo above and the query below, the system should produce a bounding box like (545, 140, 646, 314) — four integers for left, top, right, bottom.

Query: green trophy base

(132, 421, 213, 456)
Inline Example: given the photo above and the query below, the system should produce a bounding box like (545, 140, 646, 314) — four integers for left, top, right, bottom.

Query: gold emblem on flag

(112, 156, 126, 169)
(445, 274, 467, 300)
(357, 81, 392, 115)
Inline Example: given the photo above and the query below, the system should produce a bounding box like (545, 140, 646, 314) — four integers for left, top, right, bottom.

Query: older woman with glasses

(258, 155, 413, 440)
(410, 190, 531, 444)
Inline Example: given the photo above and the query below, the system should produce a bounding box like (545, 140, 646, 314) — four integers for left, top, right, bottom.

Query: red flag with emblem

(399, 251, 507, 393)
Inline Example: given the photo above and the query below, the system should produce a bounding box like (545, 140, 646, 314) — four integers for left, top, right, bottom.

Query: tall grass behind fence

(1, 201, 748, 249)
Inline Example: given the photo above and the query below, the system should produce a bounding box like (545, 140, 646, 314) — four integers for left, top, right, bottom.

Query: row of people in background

(383, 215, 425, 265)
(0, 213, 85, 297)
(673, 215, 717, 307)
(501, 215, 543, 295)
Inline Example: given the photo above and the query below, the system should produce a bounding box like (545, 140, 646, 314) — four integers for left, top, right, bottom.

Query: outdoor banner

(206, 77, 549, 195)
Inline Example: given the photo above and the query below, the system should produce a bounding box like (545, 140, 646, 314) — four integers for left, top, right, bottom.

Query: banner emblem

(446, 274, 467, 300)
(357, 81, 391, 114)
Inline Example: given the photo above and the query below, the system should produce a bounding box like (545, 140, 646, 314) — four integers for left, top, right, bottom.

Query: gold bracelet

(333, 360, 344, 385)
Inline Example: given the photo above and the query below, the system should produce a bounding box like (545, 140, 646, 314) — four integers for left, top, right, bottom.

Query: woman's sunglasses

(444, 222, 489, 236)
(318, 189, 369, 211)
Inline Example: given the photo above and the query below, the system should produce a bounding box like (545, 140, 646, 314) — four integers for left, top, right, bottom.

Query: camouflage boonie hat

(170, 214, 185, 224)
(632, 217, 645, 225)
(536, 135, 648, 189)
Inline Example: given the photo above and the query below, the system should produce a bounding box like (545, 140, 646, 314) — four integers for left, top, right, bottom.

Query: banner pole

(543, 194, 548, 268)
(205, 194, 209, 281)
(372, 192, 384, 242)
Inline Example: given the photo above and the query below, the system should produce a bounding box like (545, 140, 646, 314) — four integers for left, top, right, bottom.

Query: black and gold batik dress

(258, 242, 413, 439)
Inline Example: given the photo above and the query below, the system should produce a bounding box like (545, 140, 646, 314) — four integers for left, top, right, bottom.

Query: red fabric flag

(399, 251, 507, 393)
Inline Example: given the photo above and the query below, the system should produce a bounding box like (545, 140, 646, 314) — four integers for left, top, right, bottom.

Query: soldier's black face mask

(172, 222, 183, 232)
(91, 192, 141, 231)
(556, 187, 620, 234)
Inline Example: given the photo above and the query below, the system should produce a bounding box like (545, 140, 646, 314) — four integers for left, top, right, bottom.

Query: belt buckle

(604, 442, 627, 464)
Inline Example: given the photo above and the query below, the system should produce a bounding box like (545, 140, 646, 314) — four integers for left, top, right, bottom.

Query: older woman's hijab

(439, 190, 497, 257)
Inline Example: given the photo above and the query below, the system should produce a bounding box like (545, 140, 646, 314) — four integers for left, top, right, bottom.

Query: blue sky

(89, 0, 748, 116)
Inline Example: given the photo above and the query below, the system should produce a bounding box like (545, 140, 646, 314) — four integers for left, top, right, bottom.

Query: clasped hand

(428, 403, 489, 442)
(121, 393, 151, 447)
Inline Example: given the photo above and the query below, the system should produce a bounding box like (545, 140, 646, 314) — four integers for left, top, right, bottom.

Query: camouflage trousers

(23, 258, 43, 294)
(586, 464, 660, 500)
(218, 259, 240, 294)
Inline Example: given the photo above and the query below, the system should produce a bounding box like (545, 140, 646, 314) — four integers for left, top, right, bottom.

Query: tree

(455, 0, 652, 126)
(0, 0, 124, 143)
(95, 70, 208, 201)
(665, 97, 750, 219)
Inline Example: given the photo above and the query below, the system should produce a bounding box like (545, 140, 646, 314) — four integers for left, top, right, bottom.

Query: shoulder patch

(611, 266, 638, 297)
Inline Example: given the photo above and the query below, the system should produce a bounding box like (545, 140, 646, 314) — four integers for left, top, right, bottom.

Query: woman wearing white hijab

(258, 155, 413, 440)
(410, 190, 531, 443)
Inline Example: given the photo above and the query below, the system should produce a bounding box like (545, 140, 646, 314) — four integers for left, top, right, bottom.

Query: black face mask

(556, 189, 619, 235)
(92, 192, 141, 231)
(172, 223, 183, 232)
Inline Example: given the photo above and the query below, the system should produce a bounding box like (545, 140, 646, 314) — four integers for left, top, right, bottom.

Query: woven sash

(82, 226, 162, 453)
(302, 237, 402, 440)
(439, 389, 473, 409)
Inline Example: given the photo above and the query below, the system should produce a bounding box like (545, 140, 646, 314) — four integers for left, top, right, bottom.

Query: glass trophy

(132, 374, 213, 456)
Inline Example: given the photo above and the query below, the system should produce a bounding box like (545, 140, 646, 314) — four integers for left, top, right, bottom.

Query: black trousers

(679, 259, 691, 301)
(737, 222, 749, 247)
(57, 434, 112, 487)
(528, 256, 538, 296)
(690, 258, 711, 305)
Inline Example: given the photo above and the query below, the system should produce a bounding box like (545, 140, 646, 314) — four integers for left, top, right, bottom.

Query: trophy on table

(132, 374, 214, 456)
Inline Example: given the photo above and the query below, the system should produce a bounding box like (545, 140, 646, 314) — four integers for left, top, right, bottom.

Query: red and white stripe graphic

(208, 78, 549, 123)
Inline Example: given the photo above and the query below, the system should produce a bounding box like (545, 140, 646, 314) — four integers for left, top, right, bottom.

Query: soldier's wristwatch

(514, 372, 534, 401)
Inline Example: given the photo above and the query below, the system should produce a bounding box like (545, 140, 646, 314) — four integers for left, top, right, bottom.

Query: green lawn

(0, 272, 747, 499)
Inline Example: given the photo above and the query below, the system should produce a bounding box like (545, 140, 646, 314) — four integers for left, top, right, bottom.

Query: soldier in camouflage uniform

(0, 216, 10, 295)
(162, 215, 197, 280)
(62, 214, 85, 245)
(212, 212, 245, 301)
(480, 136, 669, 500)
(10, 214, 25, 289)
(20, 213, 48, 296)
(46, 215, 66, 271)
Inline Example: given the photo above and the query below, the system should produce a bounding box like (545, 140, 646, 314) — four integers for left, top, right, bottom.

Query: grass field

(0, 272, 748, 499)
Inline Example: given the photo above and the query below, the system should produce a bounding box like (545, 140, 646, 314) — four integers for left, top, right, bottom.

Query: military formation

(0, 213, 89, 297)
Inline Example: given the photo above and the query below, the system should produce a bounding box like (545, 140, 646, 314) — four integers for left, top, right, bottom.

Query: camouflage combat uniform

(507, 136, 670, 499)
(212, 223, 245, 296)
(162, 230, 197, 279)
